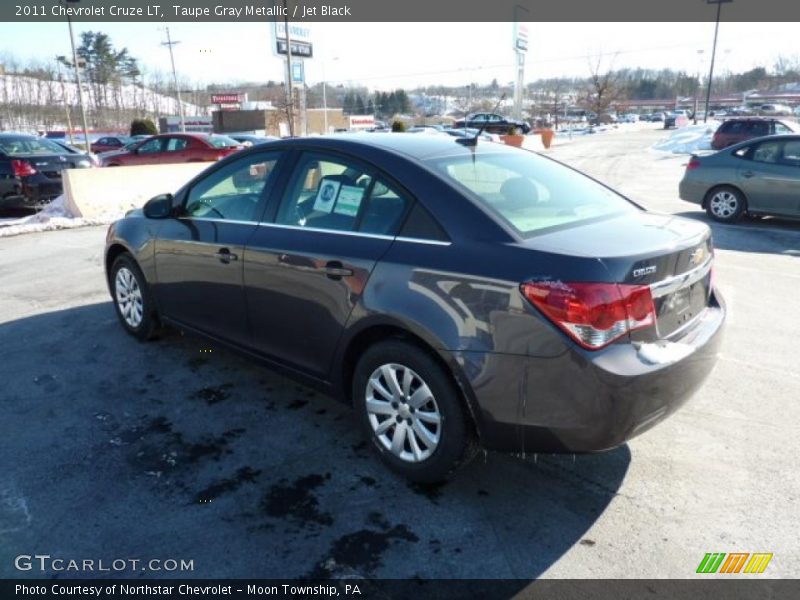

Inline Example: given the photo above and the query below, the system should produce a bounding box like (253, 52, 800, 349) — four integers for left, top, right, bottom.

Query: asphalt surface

(1, 128, 798, 582)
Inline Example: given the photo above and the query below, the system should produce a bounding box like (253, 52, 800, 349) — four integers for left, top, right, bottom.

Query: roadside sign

(513, 22, 529, 53)
(272, 22, 313, 58)
(292, 61, 304, 84)
(211, 92, 245, 104)
(349, 115, 375, 130)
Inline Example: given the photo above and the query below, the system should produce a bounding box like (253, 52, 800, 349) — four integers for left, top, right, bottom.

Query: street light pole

(162, 27, 186, 132)
(321, 56, 338, 135)
(703, 0, 732, 123)
(62, 0, 90, 148)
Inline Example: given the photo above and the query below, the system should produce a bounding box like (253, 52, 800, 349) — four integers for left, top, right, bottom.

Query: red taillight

(686, 157, 701, 170)
(11, 159, 37, 177)
(520, 281, 656, 350)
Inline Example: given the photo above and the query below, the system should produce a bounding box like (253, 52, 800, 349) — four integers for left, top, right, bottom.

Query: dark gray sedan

(679, 134, 800, 222)
(105, 134, 725, 481)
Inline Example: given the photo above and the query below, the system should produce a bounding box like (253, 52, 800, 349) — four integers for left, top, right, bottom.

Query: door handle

(214, 248, 238, 263)
(741, 171, 754, 178)
(324, 261, 353, 279)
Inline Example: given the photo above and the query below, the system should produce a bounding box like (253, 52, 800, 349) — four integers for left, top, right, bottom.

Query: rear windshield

(0, 137, 70, 156)
(427, 151, 636, 236)
(206, 135, 240, 148)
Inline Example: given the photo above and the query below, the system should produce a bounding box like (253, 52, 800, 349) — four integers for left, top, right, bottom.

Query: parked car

(680, 134, 800, 222)
(452, 112, 531, 134)
(100, 133, 242, 166)
(90, 135, 132, 154)
(105, 134, 725, 481)
(51, 139, 101, 167)
(759, 104, 793, 116)
(229, 134, 280, 147)
(710, 117, 797, 150)
(664, 110, 692, 128)
(0, 133, 95, 210)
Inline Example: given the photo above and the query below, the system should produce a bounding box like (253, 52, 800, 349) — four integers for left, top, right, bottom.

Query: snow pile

(0, 195, 121, 238)
(651, 121, 721, 154)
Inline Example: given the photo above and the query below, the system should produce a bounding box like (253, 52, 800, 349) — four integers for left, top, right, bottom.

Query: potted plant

(501, 125, 525, 147)
(540, 126, 555, 149)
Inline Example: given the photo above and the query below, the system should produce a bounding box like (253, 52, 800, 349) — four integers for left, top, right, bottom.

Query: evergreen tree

(355, 94, 366, 114)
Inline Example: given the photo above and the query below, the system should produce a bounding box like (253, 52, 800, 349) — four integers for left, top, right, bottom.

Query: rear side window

(749, 122, 770, 136)
(428, 151, 635, 237)
(752, 141, 782, 164)
(399, 203, 449, 241)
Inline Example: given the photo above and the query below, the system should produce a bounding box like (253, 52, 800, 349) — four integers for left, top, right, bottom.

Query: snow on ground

(651, 121, 721, 154)
(0, 196, 122, 238)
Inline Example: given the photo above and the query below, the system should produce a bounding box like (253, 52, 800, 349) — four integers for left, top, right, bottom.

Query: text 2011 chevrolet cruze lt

(105, 134, 725, 481)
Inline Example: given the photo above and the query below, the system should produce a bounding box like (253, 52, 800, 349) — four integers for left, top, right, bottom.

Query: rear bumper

(678, 178, 706, 205)
(456, 289, 725, 453)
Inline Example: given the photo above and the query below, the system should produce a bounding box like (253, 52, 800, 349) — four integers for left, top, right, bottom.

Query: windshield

(428, 151, 636, 237)
(0, 137, 70, 156)
(207, 135, 240, 148)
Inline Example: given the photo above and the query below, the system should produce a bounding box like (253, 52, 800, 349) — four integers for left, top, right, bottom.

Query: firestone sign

(211, 93, 244, 104)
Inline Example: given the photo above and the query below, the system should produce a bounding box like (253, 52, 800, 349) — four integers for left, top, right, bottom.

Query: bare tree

(583, 53, 625, 121)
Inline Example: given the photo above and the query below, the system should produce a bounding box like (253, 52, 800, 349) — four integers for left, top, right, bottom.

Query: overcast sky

(1, 22, 797, 90)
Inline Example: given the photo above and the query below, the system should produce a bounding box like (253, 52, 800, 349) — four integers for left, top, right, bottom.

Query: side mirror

(143, 193, 174, 219)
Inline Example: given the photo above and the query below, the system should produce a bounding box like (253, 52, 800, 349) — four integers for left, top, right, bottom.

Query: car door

(126, 136, 166, 165)
(162, 136, 192, 163)
(153, 150, 284, 345)
(737, 139, 800, 216)
(243, 150, 412, 378)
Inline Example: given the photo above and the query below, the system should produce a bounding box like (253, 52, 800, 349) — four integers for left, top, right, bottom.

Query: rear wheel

(352, 340, 474, 482)
(110, 253, 160, 341)
(706, 186, 746, 223)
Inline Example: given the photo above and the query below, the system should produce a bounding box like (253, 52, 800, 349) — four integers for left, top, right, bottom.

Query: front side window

(429, 151, 635, 237)
(184, 152, 280, 222)
(137, 138, 163, 154)
(780, 141, 800, 166)
(276, 154, 373, 232)
(774, 122, 792, 134)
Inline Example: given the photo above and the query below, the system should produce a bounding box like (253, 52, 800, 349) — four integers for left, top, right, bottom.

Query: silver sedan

(679, 134, 800, 222)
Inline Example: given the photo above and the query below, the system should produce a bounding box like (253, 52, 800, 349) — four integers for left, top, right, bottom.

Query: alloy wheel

(709, 191, 739, 219)
(365, 363, 441, 463)
(115, 267, 144, 328)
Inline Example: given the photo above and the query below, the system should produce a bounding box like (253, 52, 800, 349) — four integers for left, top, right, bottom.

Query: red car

(710, 118, 796, 150)
(100, 133, 242, 167)
(90, 135, 131, 153)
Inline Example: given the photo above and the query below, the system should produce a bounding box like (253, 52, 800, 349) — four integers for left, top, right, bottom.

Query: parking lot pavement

(1, 130, 799, 581)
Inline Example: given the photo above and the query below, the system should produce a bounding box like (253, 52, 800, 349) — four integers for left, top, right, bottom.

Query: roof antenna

(457, 92, 507, 146)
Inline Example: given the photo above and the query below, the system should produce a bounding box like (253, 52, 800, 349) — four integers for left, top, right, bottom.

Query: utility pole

(62, 1, 90, 149)
(283, 0, 295, 136)
(704, 0, 732, 123)
(512, 5, 529, 121)
(55, 57, 75, 144)
(162, 27, 185, 132)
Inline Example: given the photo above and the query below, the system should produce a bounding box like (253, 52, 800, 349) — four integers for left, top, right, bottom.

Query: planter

(500, 134, 525, 147)
(540, 129, 555, 149)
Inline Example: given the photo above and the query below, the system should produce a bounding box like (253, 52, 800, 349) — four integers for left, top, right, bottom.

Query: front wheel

(706, 186, 746, 223)
(110, 254, 160, 341)
(353, 340, 475, 483)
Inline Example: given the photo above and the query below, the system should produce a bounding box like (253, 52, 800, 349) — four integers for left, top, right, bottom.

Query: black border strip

(3, 0, 800, 22)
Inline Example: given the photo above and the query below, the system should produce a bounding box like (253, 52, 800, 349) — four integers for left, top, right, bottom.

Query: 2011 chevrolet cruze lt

(105, 134, 725, 482)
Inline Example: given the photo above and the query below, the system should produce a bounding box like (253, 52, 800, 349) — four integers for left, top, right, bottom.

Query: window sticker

(333, 185, 365, 217)
(313, 179, 340, 213)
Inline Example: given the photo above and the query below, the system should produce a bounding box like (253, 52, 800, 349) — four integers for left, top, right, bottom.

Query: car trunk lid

(525, 211, 714, 341)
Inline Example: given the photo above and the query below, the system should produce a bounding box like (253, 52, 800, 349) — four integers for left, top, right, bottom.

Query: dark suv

(711, 118, 796, 150)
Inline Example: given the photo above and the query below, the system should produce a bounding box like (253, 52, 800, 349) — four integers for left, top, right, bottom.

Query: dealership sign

(273, 22, 313, 58)
(513, 22, 529, 53)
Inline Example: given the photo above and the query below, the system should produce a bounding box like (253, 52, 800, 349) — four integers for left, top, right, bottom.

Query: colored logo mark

(696, 552, 773, 574)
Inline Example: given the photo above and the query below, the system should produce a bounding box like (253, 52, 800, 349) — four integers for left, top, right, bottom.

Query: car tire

(110, 253, 160, 341)
(705, 186, 746, 223)
(352, 340, 475, 483)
